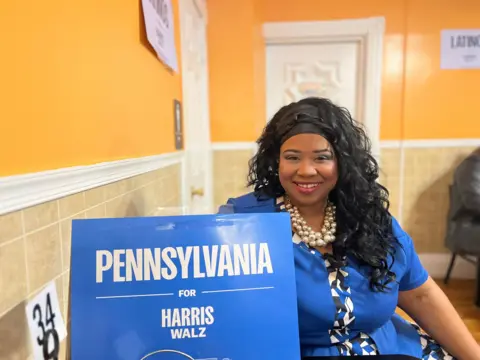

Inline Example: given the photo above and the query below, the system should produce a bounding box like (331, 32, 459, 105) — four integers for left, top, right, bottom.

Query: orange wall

(207, 0, 265, 142)
(402, 0, 480, 139)
(0, 0, 182, 177)
(208, 0, 480, 142)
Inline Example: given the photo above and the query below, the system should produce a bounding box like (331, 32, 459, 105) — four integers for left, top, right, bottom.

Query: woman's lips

(293, 182, 321, 195)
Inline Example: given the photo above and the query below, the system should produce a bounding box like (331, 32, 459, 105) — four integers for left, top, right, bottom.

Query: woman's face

(278, 133, 338, 208)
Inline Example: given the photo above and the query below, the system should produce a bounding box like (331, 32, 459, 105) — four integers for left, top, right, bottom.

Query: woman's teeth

(296, 183, 319, 188)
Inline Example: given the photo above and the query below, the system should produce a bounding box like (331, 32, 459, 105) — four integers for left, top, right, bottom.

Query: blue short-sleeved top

(219, 192, 431, 358)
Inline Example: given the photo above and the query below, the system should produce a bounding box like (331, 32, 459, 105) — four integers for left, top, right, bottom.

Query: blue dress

(219, 192, 455, 359)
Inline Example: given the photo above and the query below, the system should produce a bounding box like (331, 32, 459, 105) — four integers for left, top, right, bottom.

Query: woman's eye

(286, 156, 299, 161)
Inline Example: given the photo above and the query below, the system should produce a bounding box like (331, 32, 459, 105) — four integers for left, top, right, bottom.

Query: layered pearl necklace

(284, 196, 337, 248)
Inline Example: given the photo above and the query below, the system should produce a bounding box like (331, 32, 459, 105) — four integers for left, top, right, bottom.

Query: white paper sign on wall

(142, 0, 179, 72)
(25, 281, 67, 360)
(441, 29, 480, 69)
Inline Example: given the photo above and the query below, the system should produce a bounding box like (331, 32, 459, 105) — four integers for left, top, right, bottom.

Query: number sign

(25, 281, 67, 360)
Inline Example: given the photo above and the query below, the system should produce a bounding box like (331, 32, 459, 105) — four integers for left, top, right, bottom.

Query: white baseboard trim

(211, 142, 258, 151)
(0, 152, 185, 216)
(420, 253, 476, 280)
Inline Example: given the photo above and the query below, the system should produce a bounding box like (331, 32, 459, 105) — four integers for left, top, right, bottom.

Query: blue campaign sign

(70, 212, 301, 360)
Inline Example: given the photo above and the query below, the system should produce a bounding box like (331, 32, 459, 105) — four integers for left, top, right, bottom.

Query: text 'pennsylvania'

(96, 243, 274, 283)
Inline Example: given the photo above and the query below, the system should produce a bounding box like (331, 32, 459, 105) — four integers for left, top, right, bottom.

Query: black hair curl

(247, 97, 399, 292)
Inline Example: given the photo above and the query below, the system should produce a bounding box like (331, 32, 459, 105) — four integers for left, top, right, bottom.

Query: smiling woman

(219, 97, 480, 358)
(279, 132, 338, 208)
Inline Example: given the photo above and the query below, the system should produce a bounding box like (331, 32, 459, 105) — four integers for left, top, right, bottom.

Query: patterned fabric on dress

(412, 324, 454, 360)
(324, 257, 379, 355)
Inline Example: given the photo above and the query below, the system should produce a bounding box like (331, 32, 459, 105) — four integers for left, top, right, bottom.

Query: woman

(219, 97, 480, 359)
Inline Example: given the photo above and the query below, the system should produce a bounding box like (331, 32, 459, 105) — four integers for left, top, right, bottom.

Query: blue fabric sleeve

(392, 217, 430, 292)
(217, 198, 236, 214)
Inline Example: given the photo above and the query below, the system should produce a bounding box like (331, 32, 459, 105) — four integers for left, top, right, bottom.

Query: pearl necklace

(284, 197, 337, 248)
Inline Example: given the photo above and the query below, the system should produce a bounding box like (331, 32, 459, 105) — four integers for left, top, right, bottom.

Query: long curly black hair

(247, 97, 399, 292)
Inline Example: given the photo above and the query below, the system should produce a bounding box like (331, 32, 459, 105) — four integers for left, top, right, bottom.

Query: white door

(264, 18, 383, 159)
(266, 41, 362, 121)
(179, 0, 213, 214)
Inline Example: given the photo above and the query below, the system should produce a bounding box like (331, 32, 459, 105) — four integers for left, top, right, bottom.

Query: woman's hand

(398, 277, 480, 360)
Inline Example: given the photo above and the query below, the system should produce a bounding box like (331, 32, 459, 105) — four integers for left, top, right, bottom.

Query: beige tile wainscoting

(380, 144, 478, 253)
(213, 146, 257, 209)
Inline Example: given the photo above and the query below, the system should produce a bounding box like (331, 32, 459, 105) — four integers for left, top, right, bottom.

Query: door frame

(263, 17, 385, 160)
(178, 0, 214, 214)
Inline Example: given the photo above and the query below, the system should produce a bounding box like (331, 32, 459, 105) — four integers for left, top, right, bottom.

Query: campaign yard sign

(70, 213, 300, 360)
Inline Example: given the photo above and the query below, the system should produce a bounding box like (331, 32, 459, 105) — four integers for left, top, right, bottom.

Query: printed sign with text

(25, 281, 67, 360)
(441, 29, 480, 69)
(70, 213, 300, 360)
(142, 0, 178, 71)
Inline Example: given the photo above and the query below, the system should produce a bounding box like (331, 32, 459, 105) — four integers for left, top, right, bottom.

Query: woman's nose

(297, 160, 317, 176)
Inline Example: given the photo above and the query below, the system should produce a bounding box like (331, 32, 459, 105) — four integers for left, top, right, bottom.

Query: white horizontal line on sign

(201, 286, 275, 294)
(96, 293, 175, 299)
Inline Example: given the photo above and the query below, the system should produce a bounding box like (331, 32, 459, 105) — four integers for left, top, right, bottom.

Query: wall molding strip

(0, 151, 185, 216)
(379, 140, 403, 149)
(380, 138, 480, 149)
(212, 139, 480, 151)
